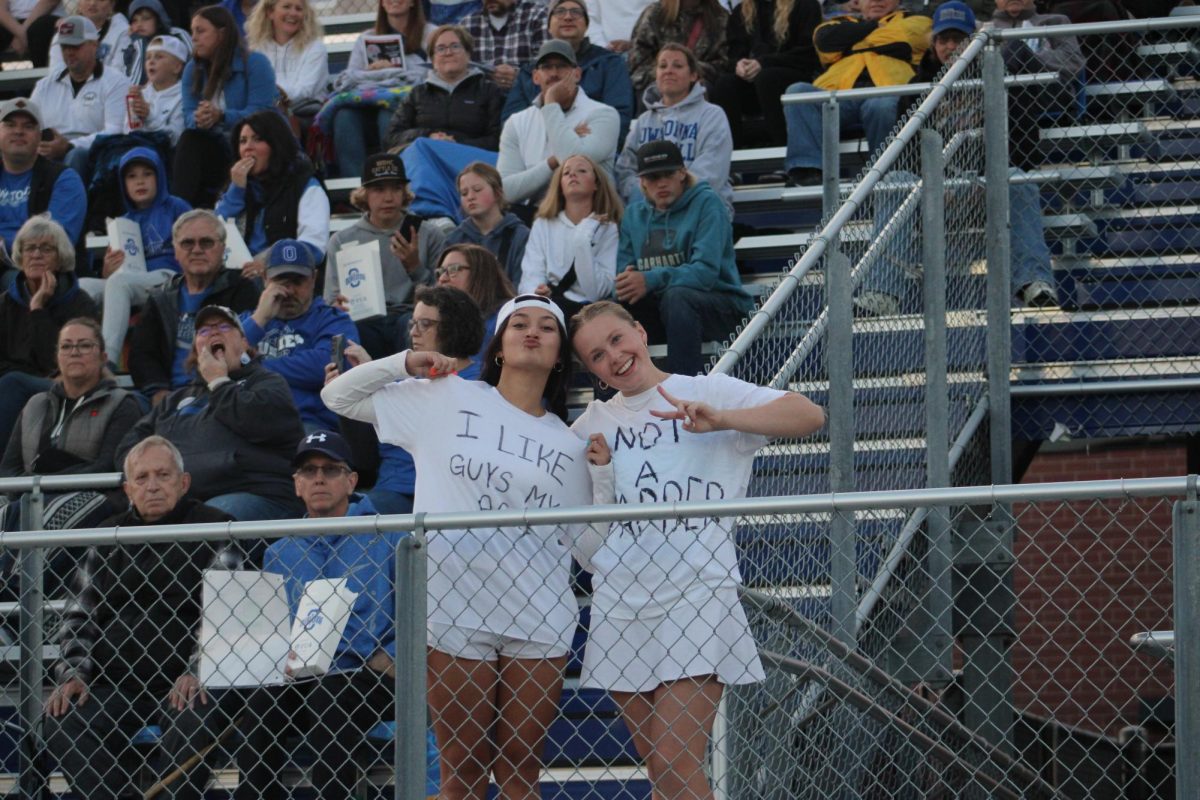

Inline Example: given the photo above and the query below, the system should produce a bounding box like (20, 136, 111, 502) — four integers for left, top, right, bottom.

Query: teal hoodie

(617, 180, 751, 302)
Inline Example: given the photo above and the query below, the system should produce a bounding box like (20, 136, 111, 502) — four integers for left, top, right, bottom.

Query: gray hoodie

(615, 82, 734, 219)
(324, 214, 447, 314)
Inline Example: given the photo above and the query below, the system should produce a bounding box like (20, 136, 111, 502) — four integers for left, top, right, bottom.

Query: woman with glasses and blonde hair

(0, 216, 96, 449)
(1, 318, 141, 540)
(519, 153, 621, 320)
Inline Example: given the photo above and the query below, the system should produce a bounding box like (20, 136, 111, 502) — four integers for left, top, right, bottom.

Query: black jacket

(385, 70, 504, 151)
(53, 498, 238, 690)
(0, 271, 97, 378)
(726, 0, 823, 78)
(127, 270, 260, 394)
(116, 360, 305, 509)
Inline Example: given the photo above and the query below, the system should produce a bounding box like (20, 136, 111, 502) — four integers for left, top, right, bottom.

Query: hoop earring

(495, 355, 504, 367)
(598, 379, 609, 390)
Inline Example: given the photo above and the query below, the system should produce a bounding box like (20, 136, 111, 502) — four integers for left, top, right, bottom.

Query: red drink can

(127, 94, 142, 130)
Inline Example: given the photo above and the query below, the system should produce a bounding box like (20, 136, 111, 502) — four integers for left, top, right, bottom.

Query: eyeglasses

(295, 464, 351, 479)
(195, 322, 236, 337)
(434, 42, 464, 54)
(58, 341, 99, 354)
(435, 264, 471, 279)
(20, 242, 56, 255)
(177, 237, 219, 252)
(408, 317, 440, 332)
(550, 6, 584, 17)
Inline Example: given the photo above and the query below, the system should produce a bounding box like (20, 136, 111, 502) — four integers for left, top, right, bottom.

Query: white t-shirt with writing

(572, 373, 786, 620)
(373, 375, 590, 649)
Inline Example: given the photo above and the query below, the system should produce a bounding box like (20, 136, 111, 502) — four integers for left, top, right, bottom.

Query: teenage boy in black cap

(325, 151, 447, 357)
(616, 139, 752, 377)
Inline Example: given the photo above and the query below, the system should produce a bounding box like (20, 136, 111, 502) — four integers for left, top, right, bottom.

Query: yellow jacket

(813, 11, 932, 91)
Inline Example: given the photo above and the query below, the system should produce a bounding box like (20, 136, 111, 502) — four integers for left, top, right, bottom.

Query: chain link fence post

(394, 516, 427, 800)
(17, 481, 44, 799)
(821, 96, 841, 218)
(1173, 497, 1199, 800)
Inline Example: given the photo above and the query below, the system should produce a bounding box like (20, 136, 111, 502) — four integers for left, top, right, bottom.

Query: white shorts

(581, 589, 766, 693)
(428, 622, 570, 662)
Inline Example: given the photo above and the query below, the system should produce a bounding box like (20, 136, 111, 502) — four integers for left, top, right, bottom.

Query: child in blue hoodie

(100, 147, 193, 364)
(616, 140, 752, 377)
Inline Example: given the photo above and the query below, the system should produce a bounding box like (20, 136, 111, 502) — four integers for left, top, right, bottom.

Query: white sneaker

(852, 291, 900, 317)
(1021, 280, 1057, 308)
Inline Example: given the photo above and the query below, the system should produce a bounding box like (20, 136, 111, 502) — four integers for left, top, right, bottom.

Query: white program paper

(106, 217, 146, 273)
(336, 240, 386, 320)
(287, 577, 359, 679)
(222, 218, 255, 271)
(199, 570, 291, 687)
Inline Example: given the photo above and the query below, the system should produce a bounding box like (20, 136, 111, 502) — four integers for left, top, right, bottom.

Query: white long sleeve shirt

(518, 212, 618, 303)
(123, 81, 184, 143)
(253, 36, 330, 105)
(32, 62, 130, 151)
(497, 88, 619, 204)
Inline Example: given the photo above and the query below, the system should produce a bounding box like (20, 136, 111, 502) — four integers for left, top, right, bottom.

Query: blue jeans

(865, 166, 1055, 305)
(0, 371, 52, 447)
(205, 492, 299, 522)
(333, 107, 393, 179)
(783, 82, 900, 173)
(367, 488, 414, 515)
(629, 286, 751, 377)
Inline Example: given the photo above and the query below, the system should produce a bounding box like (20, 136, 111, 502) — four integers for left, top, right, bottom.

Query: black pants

(709, 65, 811, 148)
(42, 683, 170, 800)
(0, 13, 59, 67)
(161, 668, 394, 799)
(172, 128, 232, 209)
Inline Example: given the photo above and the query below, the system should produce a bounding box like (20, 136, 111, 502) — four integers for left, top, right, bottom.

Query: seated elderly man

(117, 304, 306, 521)
(781, 0, 931, 186)
(128, 209, 260, 405)
(160, 430, 400, 799)
(42, 436, 237, 800)
(241, 239, 357, 432)
(497, 38, 620, 210)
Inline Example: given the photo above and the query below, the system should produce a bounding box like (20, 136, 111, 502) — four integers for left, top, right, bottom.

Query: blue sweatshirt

(240, 297, 358, 429)
(264, 495, 402, 671)
(118, 147, 191, 273)
(181, 50, 278, 131)
(0, 161, 85, 251)
(617, 180, 752, 302)
(444, 212, 529, 287)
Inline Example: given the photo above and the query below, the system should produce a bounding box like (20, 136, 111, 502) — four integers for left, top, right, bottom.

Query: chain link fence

(0, 478, 1189, 798)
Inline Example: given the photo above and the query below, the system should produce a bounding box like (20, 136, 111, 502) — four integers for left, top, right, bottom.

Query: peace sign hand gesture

(648, 385, 724, 434)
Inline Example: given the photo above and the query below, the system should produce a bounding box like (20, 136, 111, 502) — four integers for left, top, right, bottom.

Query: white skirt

(581, 588, 766, 693)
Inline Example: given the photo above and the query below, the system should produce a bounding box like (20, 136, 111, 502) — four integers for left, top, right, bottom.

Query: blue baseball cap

(293, 430, 355, 469)
(266, 239, 318, 279)
(932, 1, 976, 36)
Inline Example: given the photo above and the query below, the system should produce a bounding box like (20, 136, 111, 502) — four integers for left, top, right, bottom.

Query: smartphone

(330, 334, 347, 372)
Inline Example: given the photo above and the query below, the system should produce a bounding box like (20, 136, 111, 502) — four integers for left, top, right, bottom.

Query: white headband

(495, 293, 567, 331)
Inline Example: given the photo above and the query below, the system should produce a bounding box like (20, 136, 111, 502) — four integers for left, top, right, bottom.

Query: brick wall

(1008, 439, 1181, 735)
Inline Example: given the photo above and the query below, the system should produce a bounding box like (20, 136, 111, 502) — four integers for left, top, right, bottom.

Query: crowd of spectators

(0, 0, 1165, 791)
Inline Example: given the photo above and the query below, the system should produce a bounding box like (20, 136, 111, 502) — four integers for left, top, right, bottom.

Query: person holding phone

(239, 238, 358, 432)
(325, 152, 447, 359)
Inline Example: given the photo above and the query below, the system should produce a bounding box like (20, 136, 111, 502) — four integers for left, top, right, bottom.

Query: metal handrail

(985, 13, 1200, 40)
(3, 475, 1193, 549)
(782, 71, 1059, 105)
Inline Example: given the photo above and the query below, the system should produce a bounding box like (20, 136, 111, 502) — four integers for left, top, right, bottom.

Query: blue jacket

(240, 297, 358, 429)
(118, 147, 191, 273)
(501, 39, 634, 149)
(618, 180, 751, 302)
(264, 495, 402, 671)
(181, 50, 278, 131)
(444, 212, 529, 287)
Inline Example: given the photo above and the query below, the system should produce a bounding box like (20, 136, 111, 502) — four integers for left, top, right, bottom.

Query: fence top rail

(0, 475, 1194, 549)
(984, 13, 1200, 40)
(782, 71, 1059, 105)
(0, 472, 121, 493)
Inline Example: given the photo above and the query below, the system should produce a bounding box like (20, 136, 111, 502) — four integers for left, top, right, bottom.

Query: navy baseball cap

(635, 140, 685, 177)
(292, 430, 355, 469)
(266, 239, 318, 279)
(932, 1, 976, 36)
